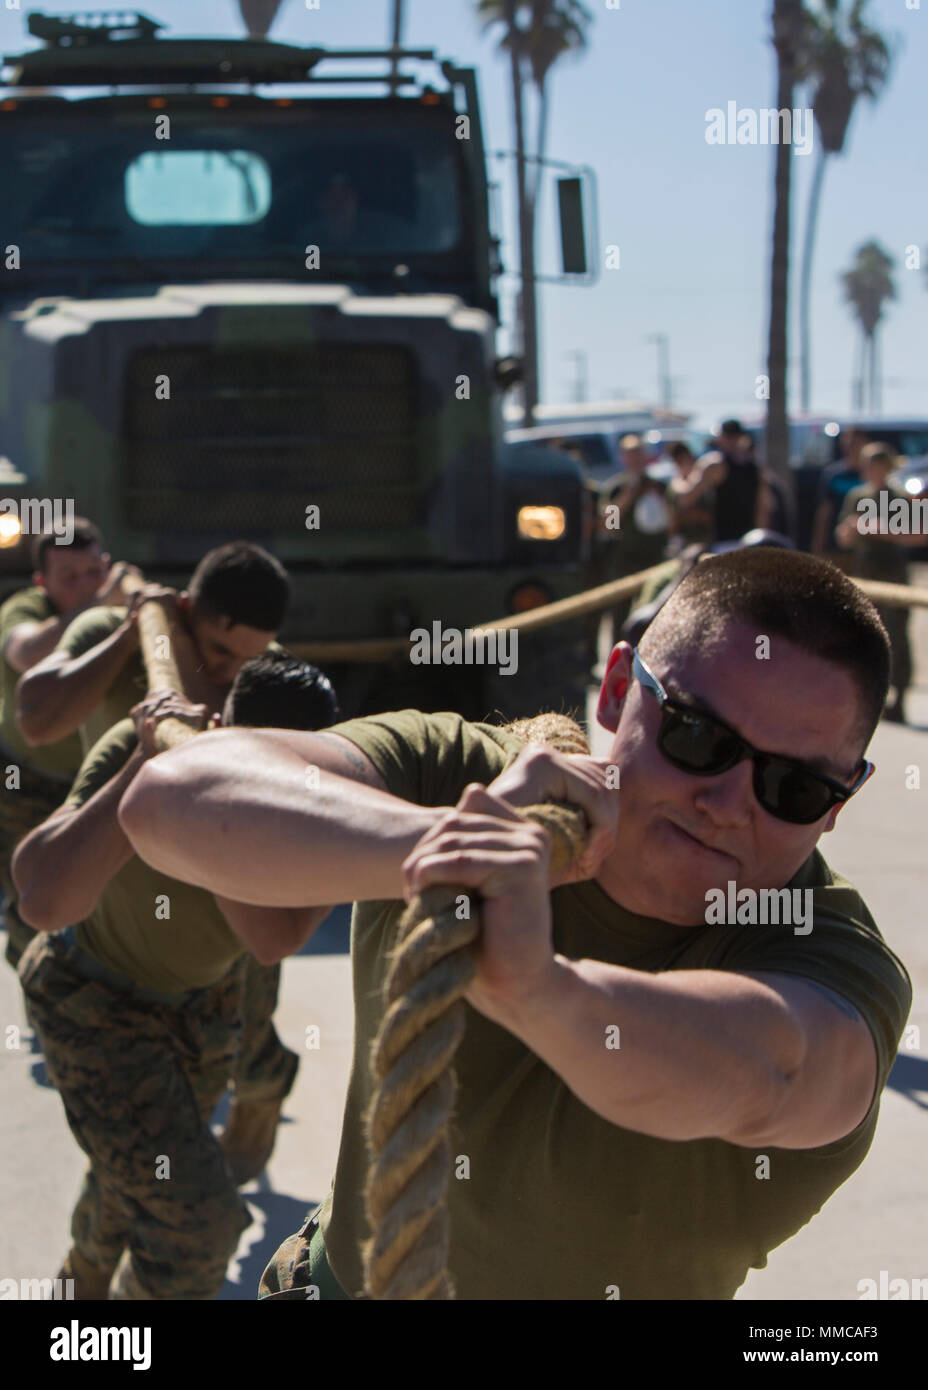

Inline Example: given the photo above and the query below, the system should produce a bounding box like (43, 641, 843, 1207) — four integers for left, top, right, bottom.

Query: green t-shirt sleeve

(56, 605, 125, 661)
(708, 857, 912, 1120)
(325, 709, 524, 807)
(64, 717, 138, 809)
(0, 587, 51, 648)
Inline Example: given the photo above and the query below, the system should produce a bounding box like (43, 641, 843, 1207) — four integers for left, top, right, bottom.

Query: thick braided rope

(362, 712, 591, 1300)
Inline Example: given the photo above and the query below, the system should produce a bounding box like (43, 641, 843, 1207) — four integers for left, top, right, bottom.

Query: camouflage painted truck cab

(0, 13, 595, 719)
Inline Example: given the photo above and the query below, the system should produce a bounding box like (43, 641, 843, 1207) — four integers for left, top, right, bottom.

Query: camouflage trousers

(0, 754, 71, 971)
(18, 930, 252, 1300)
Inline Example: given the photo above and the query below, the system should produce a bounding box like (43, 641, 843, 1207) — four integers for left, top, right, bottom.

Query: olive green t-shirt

(838, 485, 910, 585)
(56, 606, 146, 755)
(0, 587, 83, 781)
(65, 718, 244, 994)
(317, 710, 912, 1301)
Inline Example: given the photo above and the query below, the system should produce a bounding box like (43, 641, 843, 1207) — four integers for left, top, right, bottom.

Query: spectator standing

(835, 442, 916, 723)
(812, 427, 868, 566)
(601, 433, 671, 633)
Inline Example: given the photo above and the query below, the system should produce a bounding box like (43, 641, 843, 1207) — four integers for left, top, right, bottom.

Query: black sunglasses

(632, 648, 874, 825)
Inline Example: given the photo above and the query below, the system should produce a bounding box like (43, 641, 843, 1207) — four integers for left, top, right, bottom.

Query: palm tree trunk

(868, 328, 877, 413)
(532, 80, 549, 212)
(798, 146, 826, 415)
(237, 0, 283, 38)
(766, 0, 803, 482)
(511, 42, 539, 426)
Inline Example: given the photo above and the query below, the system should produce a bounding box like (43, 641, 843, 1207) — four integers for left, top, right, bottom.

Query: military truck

(0, 11, 599, 720)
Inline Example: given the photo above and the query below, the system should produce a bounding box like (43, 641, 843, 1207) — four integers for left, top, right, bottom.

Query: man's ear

(595, 642, 634, 733)
(822, 758, 875, 833)
(32, 571, 46, 592)
(178, 591, 191, 613)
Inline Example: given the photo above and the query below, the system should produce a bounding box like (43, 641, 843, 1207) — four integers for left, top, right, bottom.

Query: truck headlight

(0, 513, 22, 548)
(517, 505, 566, 541)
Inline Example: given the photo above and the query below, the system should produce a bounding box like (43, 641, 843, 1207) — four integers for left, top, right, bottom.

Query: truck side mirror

(557, 177, 587, 276)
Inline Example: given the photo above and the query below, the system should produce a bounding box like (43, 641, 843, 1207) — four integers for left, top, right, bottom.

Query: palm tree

(524, 2, 591, 210)
(237, 0, 285, 39)
(766, 0, 805, 481)
(477, 2, 592, 425)
(841, 240, 895, 412)
(797, 0, 891, 413)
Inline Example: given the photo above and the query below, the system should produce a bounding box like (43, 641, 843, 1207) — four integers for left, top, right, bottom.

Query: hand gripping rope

(362, 712, 592, 1300)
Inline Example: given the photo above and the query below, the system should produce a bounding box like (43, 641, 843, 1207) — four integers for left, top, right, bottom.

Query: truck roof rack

(3, 11, 440, 89)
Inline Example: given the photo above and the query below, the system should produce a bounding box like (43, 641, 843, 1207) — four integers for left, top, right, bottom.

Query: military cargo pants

(232, 956, 299, 1104)
(18, 930, 251, 1300)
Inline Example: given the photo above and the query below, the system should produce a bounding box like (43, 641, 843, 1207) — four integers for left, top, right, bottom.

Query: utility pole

(646, 333, 671, 410)
(389, 0, 404, 96)
(766, 0, 803, 483)
(565, 350, 588, 404)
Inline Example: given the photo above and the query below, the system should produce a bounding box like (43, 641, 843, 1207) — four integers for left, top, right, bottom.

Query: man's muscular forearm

(3, 608, 94, 675)
(13, 744, 149, 930)
(479, 955, 803, 1144)
(16, 618, 136, 744)
(119, 727, 438, 907)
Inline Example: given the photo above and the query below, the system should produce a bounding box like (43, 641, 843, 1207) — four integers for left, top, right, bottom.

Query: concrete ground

(1, 587, 926, 1301)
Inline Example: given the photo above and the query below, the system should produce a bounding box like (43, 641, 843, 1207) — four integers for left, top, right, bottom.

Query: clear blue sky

(3, 0, 925, 429)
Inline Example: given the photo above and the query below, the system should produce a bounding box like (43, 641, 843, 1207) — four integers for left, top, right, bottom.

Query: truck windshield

(0, 101, 468, 284)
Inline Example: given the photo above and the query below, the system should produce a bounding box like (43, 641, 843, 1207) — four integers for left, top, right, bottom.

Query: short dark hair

(226, 654, 339, 730)
(669, 441, 693, 462)
(639, 549, 891, 752)
(31, 517, 103, 571)
(720, 418, 743, 436)
(188, 542, 290, 633)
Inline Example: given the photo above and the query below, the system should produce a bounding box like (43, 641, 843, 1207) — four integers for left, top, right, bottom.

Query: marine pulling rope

(362, 711, 592, 1300)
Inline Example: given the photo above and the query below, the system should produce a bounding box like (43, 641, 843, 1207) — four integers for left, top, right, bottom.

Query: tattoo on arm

(314, 732, 381, 785)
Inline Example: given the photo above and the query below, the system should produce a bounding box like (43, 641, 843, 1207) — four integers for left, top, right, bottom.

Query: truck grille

(123, 344, 422, 532)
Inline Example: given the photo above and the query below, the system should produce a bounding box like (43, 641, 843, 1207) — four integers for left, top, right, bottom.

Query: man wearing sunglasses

(119, 548, 912, 1301)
